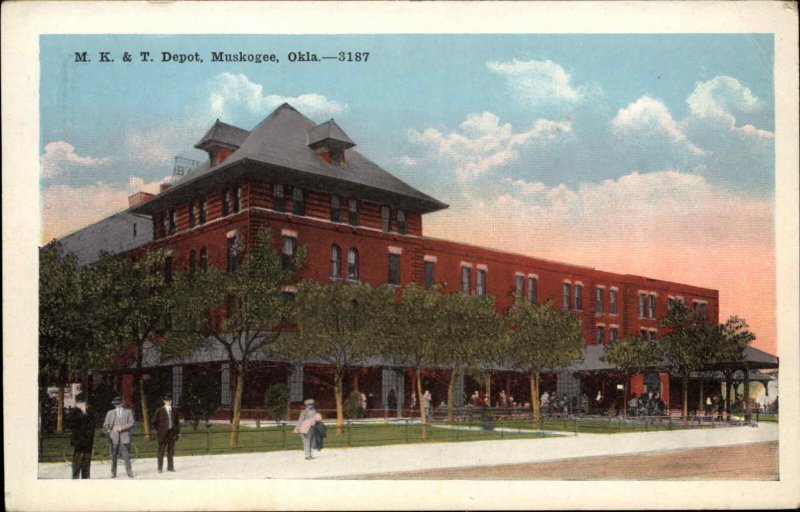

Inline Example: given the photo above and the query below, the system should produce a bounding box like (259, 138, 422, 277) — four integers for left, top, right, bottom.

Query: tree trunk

(530, 371, 541, 425)
(447, 370, 457, 423)
(135, 341, 151, 441)
(485, 374, 492, 407)
(682, 376, 689, 425)
(416, 368, 427, 439)
(725, 374, 733, 420)
(334, 369, 344, 435)
(55, 382, 65, 433)
(229, 365, 244, 448)
(622, 379, 628, 419)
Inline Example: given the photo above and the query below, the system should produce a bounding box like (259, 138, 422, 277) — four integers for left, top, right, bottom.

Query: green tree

(715, 316, 756, 419)
(39, 242, 92, 433)
(435, 292, 506, 422)
(82, 250, 173, 441)
(166, 228, 304, 447)
(263, 384, 289, 425)
(601, 336, 663, 417)
(183, 370, 222, 430)
(380, 284, 443, 438)
(506, 299, 584, 423)
(278, 281, 393, 434)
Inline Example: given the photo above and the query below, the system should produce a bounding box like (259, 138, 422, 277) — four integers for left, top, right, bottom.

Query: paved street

(39, 422, 778, 480)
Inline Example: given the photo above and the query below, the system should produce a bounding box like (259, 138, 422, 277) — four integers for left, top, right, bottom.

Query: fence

(40, 408, 736, 463)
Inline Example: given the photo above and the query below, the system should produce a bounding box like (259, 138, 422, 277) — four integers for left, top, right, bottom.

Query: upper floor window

(609, 326, 618, 342)
(189, 249, 196, 273)
(348, 199, 359, 226)
(347, 248, 359, 281)
(461, 266, 471, 294)
(292, 188, 305, 216)
(199, 247, 208, 271)
(527, 276, 538, 304)
(648, 293, 656, 319)
(424, 261, 436, 287)
(381, 206, 391, 232)
(596, 287, 605, 314)
(189, 201, 196, 228)
(574, 284, 583, 310)
(282, 236, 297, 269)
(397, 210, 406, 235)
(388, 253, 401, 285)
(596, 325, 605, 345)
(639, 293, 647, 318)
(562, 283, 571, 311)
(515, 275, 524, 298)
(198, 198, 206, 224)
(167, 209, 176, 235)
(232, 185, 241, 213)
(609, 289, 618, 315)
(476, 268, 486, 297)
(330, 196, 341, 222)
(273, 184, 285, 213)
(330, 245, 341, 280)
(693, 301, 707, 323)
(227, 236, 241, 273)
(330, 149, 343, 165)
(221, 189, 231, 216)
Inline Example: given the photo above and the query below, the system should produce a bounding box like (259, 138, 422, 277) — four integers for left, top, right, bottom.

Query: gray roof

(194, 119, 250, 150)
(134, 104, 448, 215)
(57, 210, 152, 266)
(307, 119, 356, 149)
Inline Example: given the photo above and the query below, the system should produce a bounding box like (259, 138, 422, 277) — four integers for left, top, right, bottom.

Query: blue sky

(40, 34, 777, 350)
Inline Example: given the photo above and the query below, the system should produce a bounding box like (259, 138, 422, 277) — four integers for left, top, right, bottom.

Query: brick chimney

(128, 191, 156, 208)
(160, 183, 172, 193)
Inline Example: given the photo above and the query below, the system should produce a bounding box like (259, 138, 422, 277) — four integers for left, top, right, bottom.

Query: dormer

(194, 119, 250, 167)
(307, 119, 356, 166)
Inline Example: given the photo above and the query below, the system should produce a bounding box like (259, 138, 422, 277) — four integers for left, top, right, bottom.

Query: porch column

(744, 366, 751, 421)
(698, 378, 704, 416)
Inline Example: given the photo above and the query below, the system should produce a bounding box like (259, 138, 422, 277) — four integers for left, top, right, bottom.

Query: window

(330, 245, 341, 280)
(232, 186, 241, 213)
(167, 209, 176, 235)
(221, 190, 230, 216)
(639, 293, 647, 317)
(562, 283, 571, 311)
(199, 247, 208, 270)
(649, 329, 658, 341)
(330, 196, 341, 222)
(693, 301, 707, 323)
(189, 249, 196, 273)
(515, 275, 524, 298)
(476, 268, 486, 296)
(639, 328, 649, 340)
(381, 206, 391, 232)
(273, 184, 285, 212)
(610, 289, 618, 315)
(461, 266, 471, 293)
(198, 198, 206, 224)
(397, 210, 406, 235)
(596, 325, 605, 345)
(424, 261, 436, 287)
(163, 256, 173, 284)
(648, 293, 656, 319)
(347, 248, 359, 281)
(527, 276, 537, 304)
(330, 149, 343, 165)
(574, 284, 583, 310)
(292, 187, 305, 216)
(388, 253, 401, 285)
(348, 199, 359, 226)
(282, 236, 297, 269)
(609, 326, 618, 342)
(189, 202, 196, 228)
(227, 236, 240, 273)
(596, 288, 604, 314)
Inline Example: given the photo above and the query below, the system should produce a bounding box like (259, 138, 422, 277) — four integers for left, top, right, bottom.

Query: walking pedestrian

(68, 401, 94, 479)
(102, 396, 135, 478)
(152, 393, 180, 473)
(422, 390, 432, 423)
(294, 399, 318, 460)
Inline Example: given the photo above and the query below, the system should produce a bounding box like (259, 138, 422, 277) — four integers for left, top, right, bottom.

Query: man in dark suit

(68, 401, 95, 479)
(152, 393, 180, 473)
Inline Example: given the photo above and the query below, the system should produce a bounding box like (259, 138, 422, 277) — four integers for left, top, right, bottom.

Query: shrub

(264, 384, 290, 424)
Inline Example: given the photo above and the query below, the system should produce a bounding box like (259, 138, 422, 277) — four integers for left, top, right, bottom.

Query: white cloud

(41, 141, 110, 179)
(612, 96, 705, 156)
(687, 75, 762, 118)
(209, 72, 347, 121)
(407, 112, 571, 181)
(487, 59, 590, 107)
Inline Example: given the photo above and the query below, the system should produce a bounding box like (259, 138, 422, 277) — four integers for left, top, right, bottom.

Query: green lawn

(40, 416, 710, 463)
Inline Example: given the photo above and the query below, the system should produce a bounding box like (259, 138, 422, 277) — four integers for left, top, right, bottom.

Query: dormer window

(330, 149, 343, 165)
(306, 119, 356, 167)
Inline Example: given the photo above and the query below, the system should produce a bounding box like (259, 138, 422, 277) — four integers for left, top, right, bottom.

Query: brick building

(60, 103, 721, 414)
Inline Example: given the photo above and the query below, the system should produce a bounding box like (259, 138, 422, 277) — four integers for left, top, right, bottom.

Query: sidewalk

(38, 422, 777, 480)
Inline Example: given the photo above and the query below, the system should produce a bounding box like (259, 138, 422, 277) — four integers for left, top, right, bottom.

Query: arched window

(330, 196, 341, 222)
(199, 247, 208, 271)
(221, 190, 230, 216)
(330, 245, 341, 279)
(347, 248, 359, 281)
(397, 210, 406, 235)
(348, 199, 359, 226)
(273, 184, 285, 212)
(293, 187, 305, 216)
(232, 185, 241, 213)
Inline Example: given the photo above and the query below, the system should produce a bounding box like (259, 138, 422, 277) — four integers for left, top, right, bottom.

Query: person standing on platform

(102, 396, 135, 478)
(152, 393, 180, 473)
(68, 401, 95, 479)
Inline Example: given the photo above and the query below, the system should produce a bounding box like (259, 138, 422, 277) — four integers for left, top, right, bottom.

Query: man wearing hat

(294, 399, 318, 460)
(102, 396, 135, 478)
(152, 393, 181, 473)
